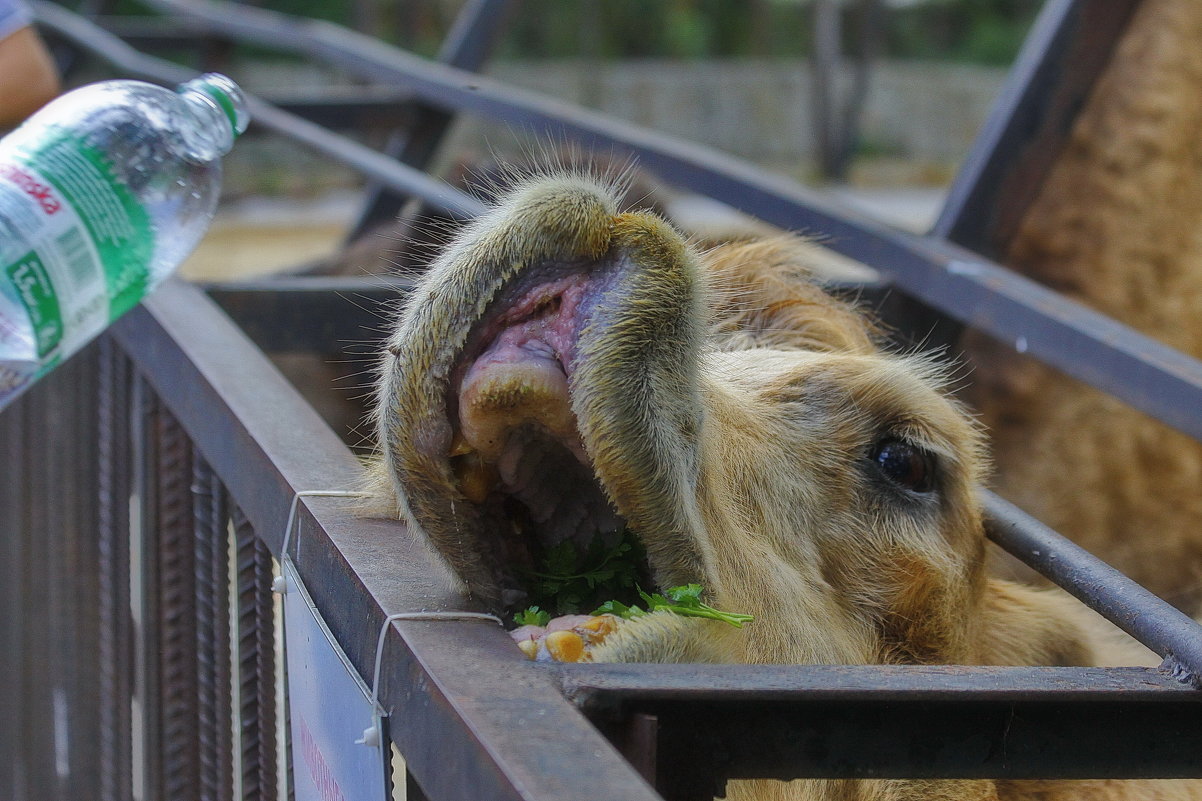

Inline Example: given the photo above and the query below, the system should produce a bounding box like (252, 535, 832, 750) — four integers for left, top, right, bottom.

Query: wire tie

(356, 610, 504, 747)
(272, 490, 366, 595)
(272, 491, 503, 747)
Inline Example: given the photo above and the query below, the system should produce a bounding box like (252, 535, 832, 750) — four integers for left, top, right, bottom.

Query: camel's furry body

(371, 173, 1194, 801)
(362, 4, 1202, 797)
(962, 0, 1202, 613)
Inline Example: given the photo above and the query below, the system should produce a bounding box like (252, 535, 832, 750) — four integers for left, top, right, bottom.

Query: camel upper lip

(441, 258, 653, 613)
(453, 270, 592, 392)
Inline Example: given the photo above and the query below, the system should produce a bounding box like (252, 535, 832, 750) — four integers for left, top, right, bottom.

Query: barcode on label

(54, 226, 95, 290)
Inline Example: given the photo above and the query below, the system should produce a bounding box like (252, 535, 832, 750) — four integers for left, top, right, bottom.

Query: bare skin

(371, 174, 1198, 801)
(0, 25, 60, 130)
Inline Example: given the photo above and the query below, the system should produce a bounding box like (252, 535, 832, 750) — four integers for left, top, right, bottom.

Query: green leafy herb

(523, 529, 645, 614)
(593, 583, 754, 628)
(513, 606, 552, 627)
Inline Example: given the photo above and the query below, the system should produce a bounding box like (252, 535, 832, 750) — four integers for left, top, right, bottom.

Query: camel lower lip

(453, 270, 606, 463)
(438, 260, 649, 608)
(457, 360, 583, 463)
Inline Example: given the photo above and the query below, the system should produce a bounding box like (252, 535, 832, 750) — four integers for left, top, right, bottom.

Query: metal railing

(3, 1, 1201, 800)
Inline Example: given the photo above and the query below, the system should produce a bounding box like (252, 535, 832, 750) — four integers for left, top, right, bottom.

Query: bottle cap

(180, 73, 249, 138)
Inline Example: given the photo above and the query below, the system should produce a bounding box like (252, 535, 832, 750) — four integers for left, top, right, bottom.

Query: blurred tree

(495, 0, 1034, 62)
(888, 0, 1041, 64)
(810, 0, 884, 181)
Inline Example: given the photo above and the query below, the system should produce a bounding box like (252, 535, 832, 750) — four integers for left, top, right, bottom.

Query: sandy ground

(179, 190, 361, 281)
(179, 186, 946, 282)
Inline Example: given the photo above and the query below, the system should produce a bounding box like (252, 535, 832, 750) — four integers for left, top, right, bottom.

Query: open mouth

(444, 260, 654, 616)
(380, 183, 706, 621)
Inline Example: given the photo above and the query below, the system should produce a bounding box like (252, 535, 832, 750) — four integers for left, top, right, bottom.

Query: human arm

(0, 2, 60, 129)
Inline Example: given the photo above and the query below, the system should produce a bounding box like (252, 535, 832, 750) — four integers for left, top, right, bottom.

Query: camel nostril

(529, 294, 563, 319)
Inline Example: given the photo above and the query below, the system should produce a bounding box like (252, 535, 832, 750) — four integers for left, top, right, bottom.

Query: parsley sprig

(513, 530, 754, 629)
(521, 528, 645, 615)
(513, 606, 552, 627)
(593, 583, 754, 628)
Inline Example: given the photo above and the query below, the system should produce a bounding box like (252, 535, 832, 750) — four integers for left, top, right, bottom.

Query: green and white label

(0, 126, 153, 371)
(5, 251, 62, 357)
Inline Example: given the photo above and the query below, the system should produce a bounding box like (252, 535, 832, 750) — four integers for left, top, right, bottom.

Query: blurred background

(56, 0, 1043, 278)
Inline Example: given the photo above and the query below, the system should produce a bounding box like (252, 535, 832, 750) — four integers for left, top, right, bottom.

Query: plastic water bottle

(0, 73, 249, 411)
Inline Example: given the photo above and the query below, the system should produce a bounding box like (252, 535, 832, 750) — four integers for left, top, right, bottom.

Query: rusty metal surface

(560, 664, 1202, 795)
(150, 399, 202, 800)
(233, 506, 278, 801)
(559, 663, 1198, 703)
(193, 457, 235, 801)
(110, 280, 663, 801)
(97, 339, 134, 801)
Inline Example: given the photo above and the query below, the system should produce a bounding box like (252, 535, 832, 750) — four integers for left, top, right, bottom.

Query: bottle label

(0, 127, 152, 368)
(5, 250, 63, 357)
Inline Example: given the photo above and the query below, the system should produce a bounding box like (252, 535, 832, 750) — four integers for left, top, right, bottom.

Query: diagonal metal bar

(347, 0, 516, 240)
(30, 1, 485, 221)
(41, 0, 1202, 448)
(983, 492, 1202, 688)
(934, 0, 1141, 257)
(893, 0, 1142, 353)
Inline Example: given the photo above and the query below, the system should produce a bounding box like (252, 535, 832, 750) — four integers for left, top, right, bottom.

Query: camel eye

(870, 438, 936, 493)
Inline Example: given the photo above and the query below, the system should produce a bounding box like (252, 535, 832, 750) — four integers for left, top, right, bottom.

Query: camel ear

(975, 578, 1096, 666)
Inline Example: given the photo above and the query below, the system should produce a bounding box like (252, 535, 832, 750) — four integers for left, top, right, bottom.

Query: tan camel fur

(961, 0, 1202, 614)
(370, 173, 1197, 801)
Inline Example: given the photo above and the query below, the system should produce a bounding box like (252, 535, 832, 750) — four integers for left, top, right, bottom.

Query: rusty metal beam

(109, 280, 662, 801)
(934, 0, 1142, 257)
(561, 664, 1202, 797)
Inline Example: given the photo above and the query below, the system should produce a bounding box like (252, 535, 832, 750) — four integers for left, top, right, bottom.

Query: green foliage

(594, 583, 755, 628)
(513, 606, 552, 627)
(888, 0, 1042, 64)
(503, 0, 811, 60)
(523, 529, 646, 615)
(500, 0, 1039, 64)
(956, 14, 1034, 65)
(122, 0, 1042, 67)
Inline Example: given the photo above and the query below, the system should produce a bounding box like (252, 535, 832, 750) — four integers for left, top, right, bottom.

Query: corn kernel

(577, 614, 619, 643)
(516, 638, 539, 660)
(544, 630, 586, 662)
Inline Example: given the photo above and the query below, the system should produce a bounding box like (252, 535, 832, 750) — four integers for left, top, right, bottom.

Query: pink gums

(471, 274, 593, 374)
(455, 272, 599, 462)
